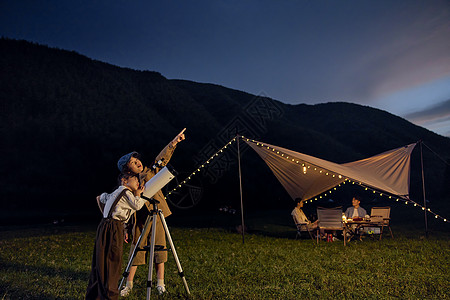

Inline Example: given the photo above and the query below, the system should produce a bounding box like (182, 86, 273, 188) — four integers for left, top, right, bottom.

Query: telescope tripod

(119, 198, 190, 299)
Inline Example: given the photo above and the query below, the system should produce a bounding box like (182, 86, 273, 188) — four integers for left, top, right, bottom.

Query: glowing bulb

(435, 215, 438, 219)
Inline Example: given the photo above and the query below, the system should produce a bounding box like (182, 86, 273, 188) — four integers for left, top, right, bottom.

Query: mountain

(1, 38, 449, 224)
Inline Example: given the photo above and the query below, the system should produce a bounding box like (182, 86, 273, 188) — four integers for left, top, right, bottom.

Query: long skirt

(86, 218, 123, 300)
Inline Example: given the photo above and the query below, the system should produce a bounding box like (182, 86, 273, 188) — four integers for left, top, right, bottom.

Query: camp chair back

(370, 206, 393, 240)
(316, 207, 346, 246)
(292, 215, 314, 241)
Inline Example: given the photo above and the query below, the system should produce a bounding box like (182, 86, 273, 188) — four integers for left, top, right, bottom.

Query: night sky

(1, 0, 449, 136)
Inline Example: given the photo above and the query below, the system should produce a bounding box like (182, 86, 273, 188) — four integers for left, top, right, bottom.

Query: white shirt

(100, 186, 147, 222)
(291, 207, 309, 224)
(352, 208, 359, 218)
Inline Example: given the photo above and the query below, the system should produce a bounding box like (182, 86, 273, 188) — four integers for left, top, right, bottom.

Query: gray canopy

(245, 139, 416, 201)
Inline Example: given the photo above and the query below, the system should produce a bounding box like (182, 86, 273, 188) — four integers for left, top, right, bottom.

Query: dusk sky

(1, 0, 449, 136)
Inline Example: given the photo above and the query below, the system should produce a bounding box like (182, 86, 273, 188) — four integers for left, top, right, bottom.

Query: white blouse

(291, 207, 309, 224)
(100, 186, 147, 222)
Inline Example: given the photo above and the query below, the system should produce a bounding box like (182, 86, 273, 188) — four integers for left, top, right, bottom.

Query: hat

(117, 151, 139, 172)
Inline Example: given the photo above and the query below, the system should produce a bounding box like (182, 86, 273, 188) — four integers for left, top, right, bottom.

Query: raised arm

(154, 128, 186, 168)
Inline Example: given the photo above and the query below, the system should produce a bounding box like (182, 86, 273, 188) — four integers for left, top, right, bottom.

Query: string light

(244, 138, 450, 224)
(165, 136, 237, 198)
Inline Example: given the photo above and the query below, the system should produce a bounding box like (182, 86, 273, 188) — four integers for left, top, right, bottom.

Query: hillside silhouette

(1, 38, 449, 225)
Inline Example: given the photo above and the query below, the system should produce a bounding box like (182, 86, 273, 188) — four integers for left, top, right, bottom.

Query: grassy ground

(1, 213, 449, 299)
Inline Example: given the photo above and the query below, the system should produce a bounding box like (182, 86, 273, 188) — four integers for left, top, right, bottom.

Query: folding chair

(370, 207, 393, 240)
(316, 207, 346, 246)
(292, 215, 314, 240)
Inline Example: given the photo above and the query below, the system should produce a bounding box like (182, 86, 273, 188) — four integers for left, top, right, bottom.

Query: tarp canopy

(245, 139, 417, 201)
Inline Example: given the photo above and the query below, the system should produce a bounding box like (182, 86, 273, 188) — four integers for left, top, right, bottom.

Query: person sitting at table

(345, 196, 367, 219)
(291, 199, 318, 230)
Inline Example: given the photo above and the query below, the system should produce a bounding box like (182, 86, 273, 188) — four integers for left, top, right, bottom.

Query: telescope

(141, 165, 176, 200)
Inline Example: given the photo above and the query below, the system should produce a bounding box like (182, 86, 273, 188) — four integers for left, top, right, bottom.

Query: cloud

(404, 99, 450, 123)
(338, 3, 450, 105)
(403, 99, 450, 137)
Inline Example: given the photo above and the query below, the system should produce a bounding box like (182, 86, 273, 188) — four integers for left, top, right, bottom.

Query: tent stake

(237, 134, 245, 243)
(420, 140, 429, 238)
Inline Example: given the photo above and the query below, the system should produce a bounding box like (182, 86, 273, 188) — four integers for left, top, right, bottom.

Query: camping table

(344, 219, 373, 242)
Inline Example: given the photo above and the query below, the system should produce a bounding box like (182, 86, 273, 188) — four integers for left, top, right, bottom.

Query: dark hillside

(0, 38, 449, 227)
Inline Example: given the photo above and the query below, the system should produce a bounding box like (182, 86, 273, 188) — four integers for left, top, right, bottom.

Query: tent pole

(237, 134, 245, 243)
(420, 140, 429, 238)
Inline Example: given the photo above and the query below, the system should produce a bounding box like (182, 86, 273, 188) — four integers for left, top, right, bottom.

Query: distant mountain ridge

(1, 38, 449, 219)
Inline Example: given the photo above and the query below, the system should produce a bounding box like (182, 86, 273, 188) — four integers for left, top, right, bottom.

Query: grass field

(1, 212, 449, 300)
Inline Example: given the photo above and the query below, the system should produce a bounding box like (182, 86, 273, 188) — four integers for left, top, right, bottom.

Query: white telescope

(142, 165, 176, 200)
